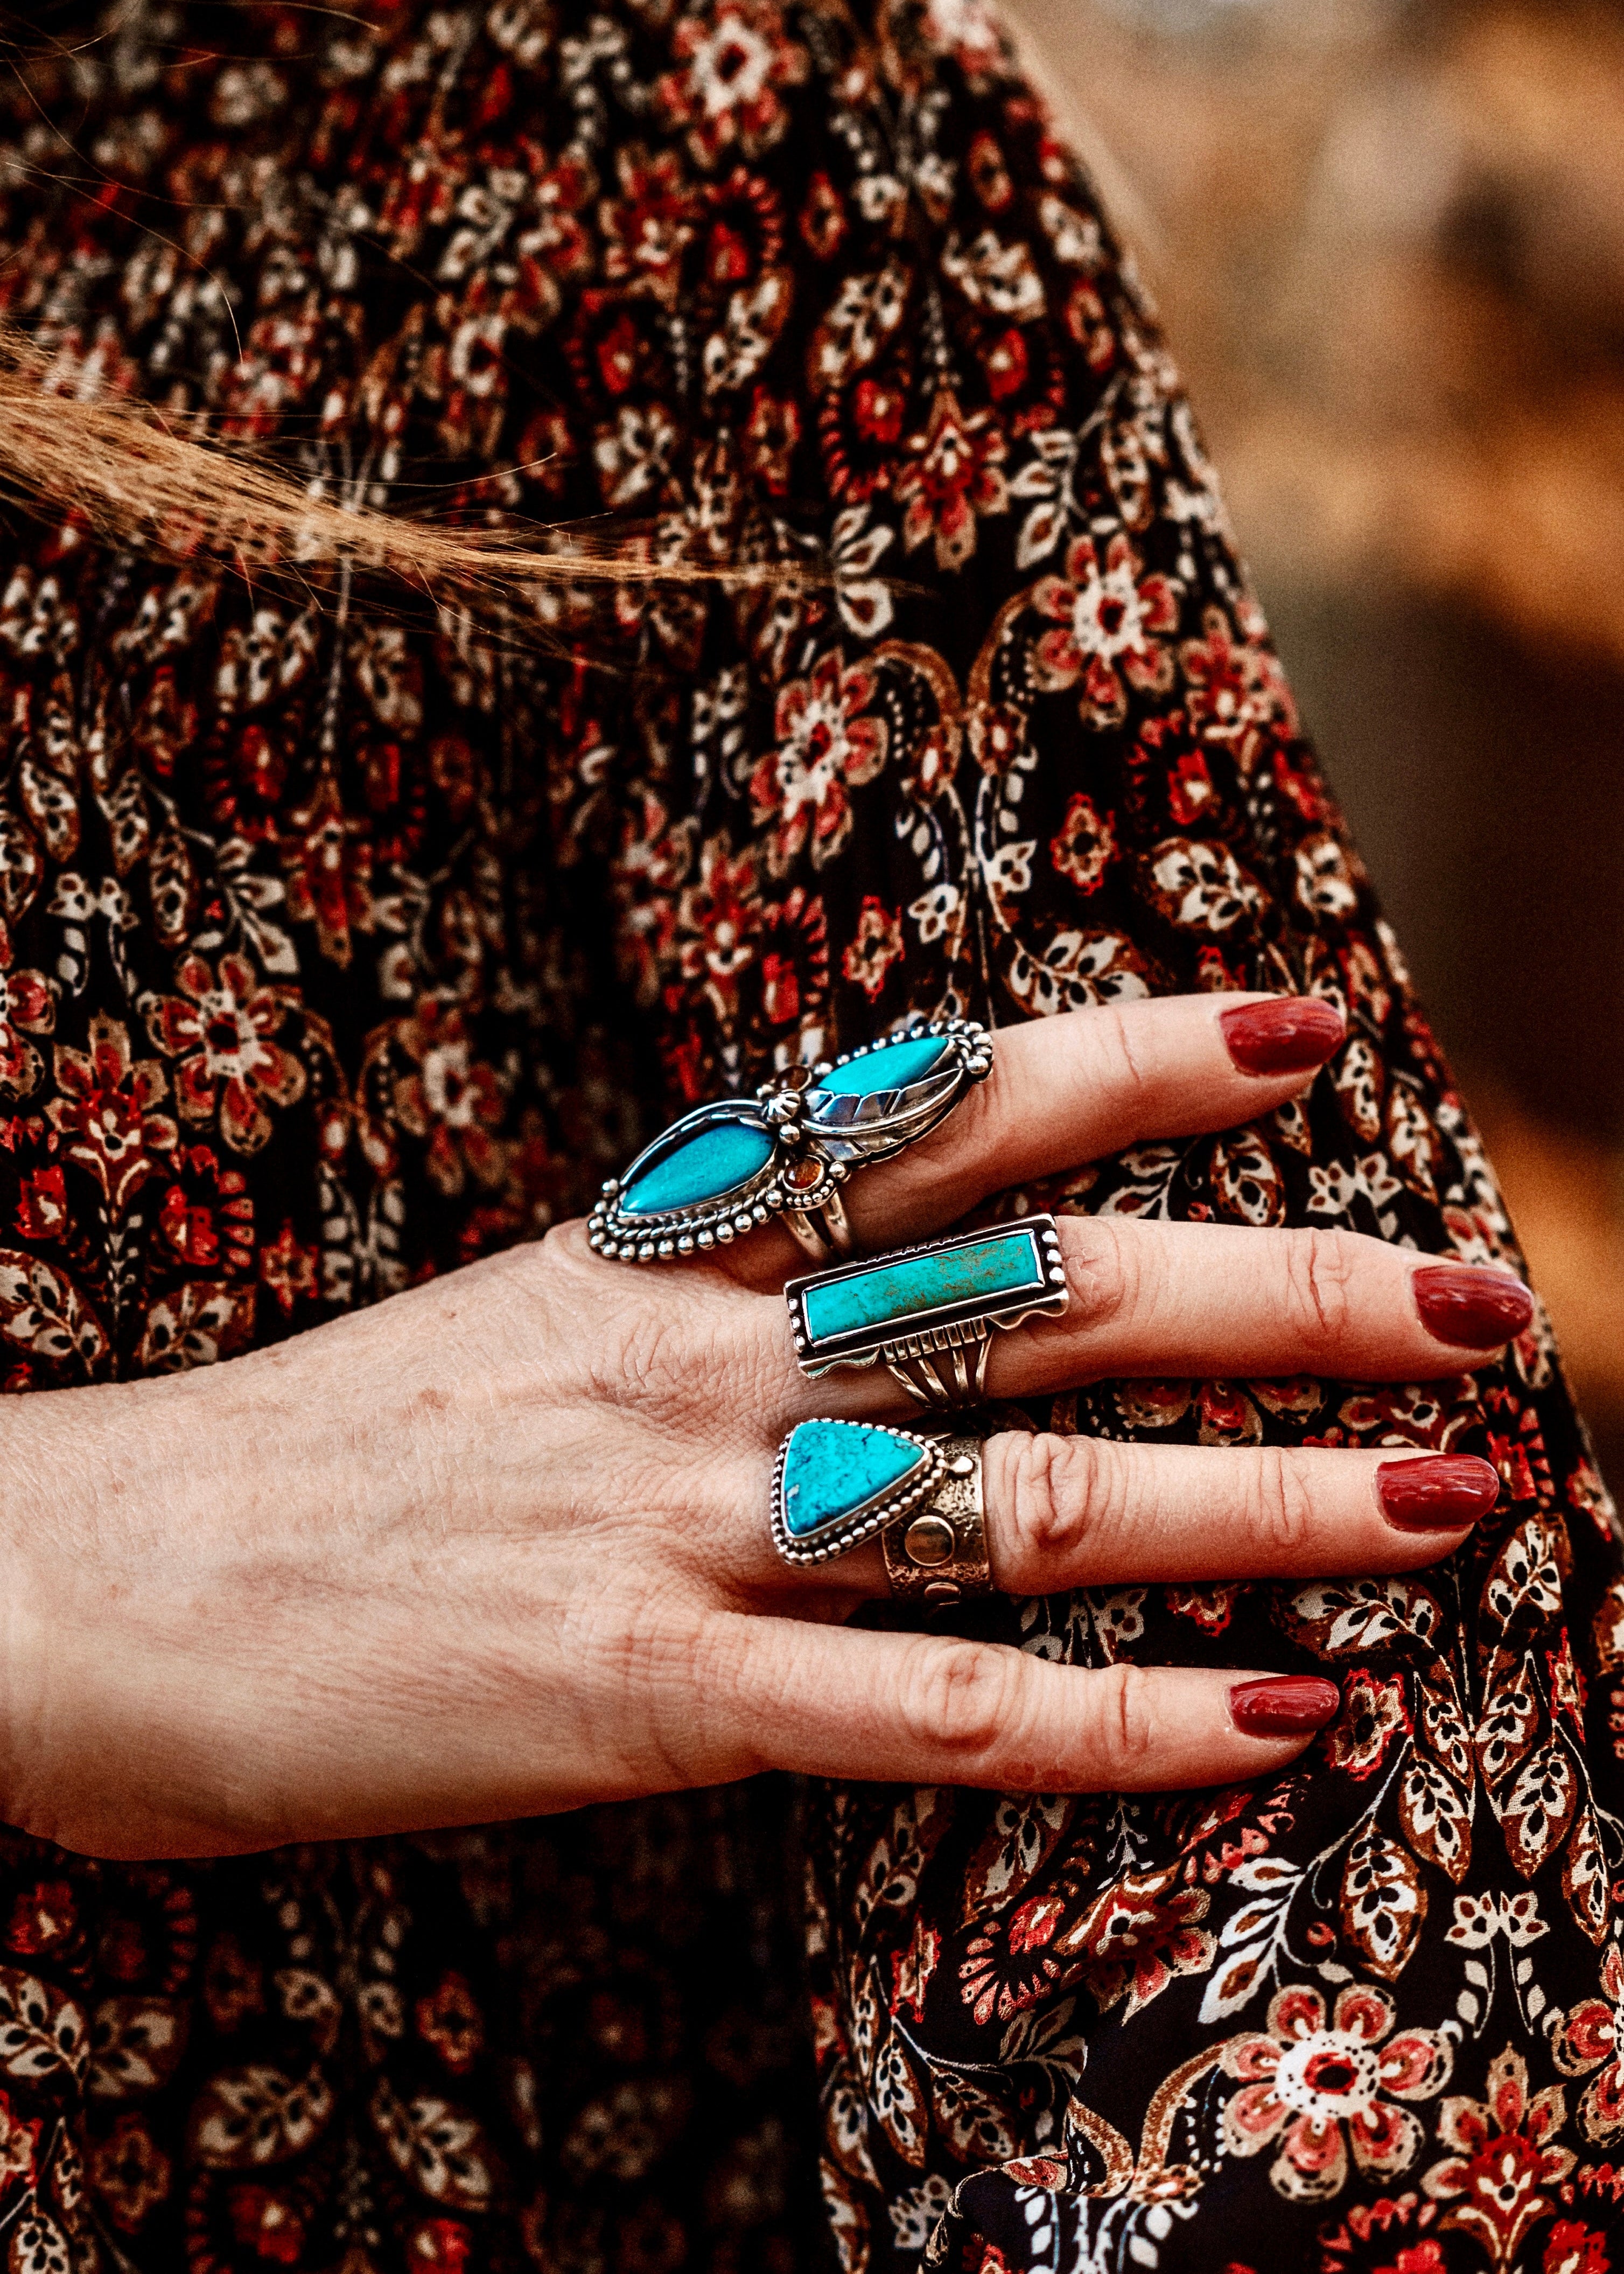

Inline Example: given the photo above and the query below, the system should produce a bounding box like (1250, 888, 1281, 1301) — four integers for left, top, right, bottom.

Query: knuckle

(1010, 1434, 1070, 1562)
(1246, 1447, 1316, 1560)
(542, 1217, 593, 1267)
(900, 1640, 1017, 1764)
(1062, 1217, 1138, 1333)
(1280, 1227, 1359, 1352)
(1091, 1005, 1152, 1111)
(587, 1296, 731, 1424)
(1086, 1664, 1159, 1774)
(591, 1307, 684, 1410)
(1008, 1435, 1122, 1573)
(591, 1603, 736, 1785)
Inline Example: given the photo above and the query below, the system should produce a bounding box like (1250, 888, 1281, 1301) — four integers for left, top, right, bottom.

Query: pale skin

(0, 991, 1528, 1863)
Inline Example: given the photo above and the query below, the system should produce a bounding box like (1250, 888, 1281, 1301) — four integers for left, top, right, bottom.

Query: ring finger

(725, 1431, 1500, 1606)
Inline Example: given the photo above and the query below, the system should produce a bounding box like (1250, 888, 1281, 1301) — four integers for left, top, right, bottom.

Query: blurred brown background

(1005, 0, 1624, 1485)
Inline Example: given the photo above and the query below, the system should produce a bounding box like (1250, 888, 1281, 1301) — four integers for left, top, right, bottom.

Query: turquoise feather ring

(771, 1418, 991, 1602)
(785, 1215, 1069, 1410)
(588, 1021, 993, 1265)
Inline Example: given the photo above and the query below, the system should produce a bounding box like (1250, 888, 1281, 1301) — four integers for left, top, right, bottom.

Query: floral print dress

(0, 3, 1619, 2271)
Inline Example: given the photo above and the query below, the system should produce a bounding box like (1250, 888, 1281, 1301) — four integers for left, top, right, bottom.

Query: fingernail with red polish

(1377, 1455, 1500, 1532)
(1219, 997, 1346, 1077)
(1229, 1676, 1341, 1738)
(1412, 1264, 1533, 1350)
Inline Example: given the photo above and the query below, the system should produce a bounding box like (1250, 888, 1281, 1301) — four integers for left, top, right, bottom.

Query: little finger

(713, 1614, 1341, 1792)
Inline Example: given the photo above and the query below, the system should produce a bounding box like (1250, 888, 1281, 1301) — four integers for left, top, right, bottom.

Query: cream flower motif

(1031, 532, 1181, 728)
(654, 0, 808, 168)
(1221, 1983, 1451, 2202)
(144, 953, 306, 1157)
(751, 651, 887, 874)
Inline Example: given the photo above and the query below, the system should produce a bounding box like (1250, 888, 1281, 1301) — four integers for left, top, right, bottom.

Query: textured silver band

(881, 1438, 990, 1606)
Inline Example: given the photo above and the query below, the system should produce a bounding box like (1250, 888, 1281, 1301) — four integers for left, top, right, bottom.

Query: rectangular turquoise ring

(784, 1215, 1069, 1411)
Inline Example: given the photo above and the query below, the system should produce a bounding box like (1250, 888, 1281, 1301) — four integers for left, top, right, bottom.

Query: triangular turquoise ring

(770, 1418, 947, 1566)
(587, 1020, 993, 1265)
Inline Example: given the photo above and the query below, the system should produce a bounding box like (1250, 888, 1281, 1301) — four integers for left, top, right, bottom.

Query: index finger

(737, 992, 1344, 1282)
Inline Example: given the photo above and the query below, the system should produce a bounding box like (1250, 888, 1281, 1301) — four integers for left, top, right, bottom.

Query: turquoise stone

(780, 1419, 930, 1538)
(802, 1229, 1042, 1345)
(621, 1118, 774, 1216)
(816, 1035, 949, 1099)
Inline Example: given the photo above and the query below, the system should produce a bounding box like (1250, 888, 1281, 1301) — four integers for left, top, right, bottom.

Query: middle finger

(767, 1216, 1533, 1420)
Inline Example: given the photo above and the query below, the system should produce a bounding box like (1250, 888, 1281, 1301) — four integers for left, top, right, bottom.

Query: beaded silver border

(769, 1418, 948, 1567)
(588, 1020, 992, 1263)
(785, 1215, 1070, 1394)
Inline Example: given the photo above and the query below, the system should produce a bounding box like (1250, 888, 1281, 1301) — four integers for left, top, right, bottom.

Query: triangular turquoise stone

(816, 1034, 948, 1099)
(621, 1117, 774, 1215)
(780, 1420, 931, 1540)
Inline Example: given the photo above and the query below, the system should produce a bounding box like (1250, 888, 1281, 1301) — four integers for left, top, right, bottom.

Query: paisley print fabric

(0, 2, 1619, 2270)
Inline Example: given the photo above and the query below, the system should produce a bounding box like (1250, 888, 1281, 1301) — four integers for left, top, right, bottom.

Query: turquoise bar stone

(781, 1420, 930, 1538)
(803, 1230, 1041, 1345)
(621, 1118, 774, 1215)
(816, 1035, 948, 1099)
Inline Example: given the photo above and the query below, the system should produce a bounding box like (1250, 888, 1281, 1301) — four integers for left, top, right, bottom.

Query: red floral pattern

(1221, 1984, 1452, 2202)
(1555, 1943, 1624, 2144)
(145, 953, 307, 1156)
(1031, 532, 1182, 726)
(754, 651, 888, 871)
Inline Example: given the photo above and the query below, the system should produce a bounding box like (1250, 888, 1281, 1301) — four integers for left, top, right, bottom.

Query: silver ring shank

(882, 1438, 991, 1605)
(884, 1329, 992, 1410)
(782, 1188, 853, 1264)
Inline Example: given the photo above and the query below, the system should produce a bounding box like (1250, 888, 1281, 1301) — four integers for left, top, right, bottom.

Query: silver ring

(784, 1215, 1069, 1412)
(770, 1419, 991, 1605)
(587, 1022, 992, 1264)
(881, 1437, 990, 1606)
(771, 1417, 948, 1565)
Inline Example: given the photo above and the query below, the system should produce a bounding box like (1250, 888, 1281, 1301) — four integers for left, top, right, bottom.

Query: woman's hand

(0, 993, 1527, 1860)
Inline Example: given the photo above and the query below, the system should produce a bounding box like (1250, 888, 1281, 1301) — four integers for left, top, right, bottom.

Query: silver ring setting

(770, 1419, 991, 1603)
(588, 1021, 992, 1265)
(882, 1437, 990, 1606)
(785, 1215, 1069, 1411)
(771, 1418, 948, 1566)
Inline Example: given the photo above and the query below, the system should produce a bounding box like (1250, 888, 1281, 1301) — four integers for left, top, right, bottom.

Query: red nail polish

(1218, 997, 1345, 1077)
(1412, 1264, 1533, 1350)
(1229, 1676, 1341, 1738)
(1377, 1455, 1500, 1532)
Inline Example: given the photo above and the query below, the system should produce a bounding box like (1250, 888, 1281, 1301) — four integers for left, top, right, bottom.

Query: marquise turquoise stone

(816, 1034, 949, 1099)
(621, 1118, 774, 1216)
(780, 1419, 931, 1538)
(802, 1227, 1043, 1346)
